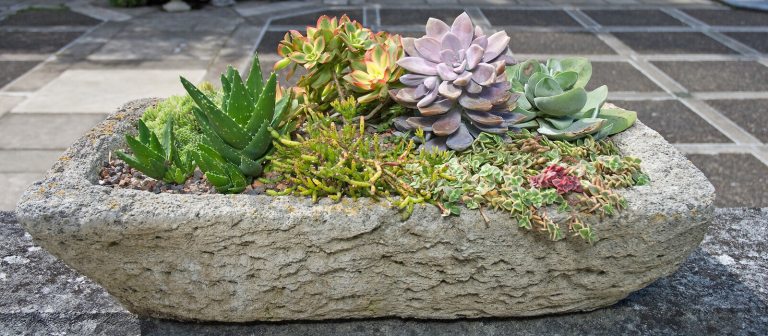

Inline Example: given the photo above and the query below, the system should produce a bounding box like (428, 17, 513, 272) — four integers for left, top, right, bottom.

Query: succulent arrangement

(110, 12, 647, 243)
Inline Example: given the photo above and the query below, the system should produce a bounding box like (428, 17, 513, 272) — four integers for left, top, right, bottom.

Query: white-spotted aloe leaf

(181, 76, 250, 150)
(225, 68, 256, 127)
(245, 54, 264, 98)
(246, 73, 277, 134)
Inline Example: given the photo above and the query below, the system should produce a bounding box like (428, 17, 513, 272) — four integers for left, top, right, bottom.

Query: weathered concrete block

(16, 99, 714, 322)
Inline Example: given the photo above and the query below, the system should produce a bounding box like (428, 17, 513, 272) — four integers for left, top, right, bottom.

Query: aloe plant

(116, 118, 194, 184)
(180, 54, 292, 193)
(507, 58, 636, 141)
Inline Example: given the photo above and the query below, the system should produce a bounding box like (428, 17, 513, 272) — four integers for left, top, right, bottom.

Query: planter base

(17, 99, 714, 322)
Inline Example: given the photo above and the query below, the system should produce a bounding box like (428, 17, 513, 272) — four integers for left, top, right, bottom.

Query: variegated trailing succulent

(275, 15, 403, 111)
(389, 12, 517, 151)
(506, 58, 637, 141)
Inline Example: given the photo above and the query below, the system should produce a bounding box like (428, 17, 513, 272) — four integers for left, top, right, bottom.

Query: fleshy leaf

(533, 87, 587, 117)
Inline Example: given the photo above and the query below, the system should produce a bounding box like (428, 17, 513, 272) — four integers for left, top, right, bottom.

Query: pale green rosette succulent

(507, 58, 637, 141)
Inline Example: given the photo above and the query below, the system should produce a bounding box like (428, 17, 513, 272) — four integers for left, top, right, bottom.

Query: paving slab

(0, 173, 41, 211)
(611, 99, 732, 143)
(88, 31, 230, 62)
(723, 32, 768, 54)
(0, 95, 24, 119)
(612, 32, 737, 54)
(482, 9, 581, 27)
(257, 31, 285, 55)
(379, 8, 464, 26)
(687, 153, 768, 208)
(587, 61, 662, 92)
(0, 113, 106, 149)
(581, 9, 686, 26)
(271, 9, 365, 26)
(1, 208, 766, 335)
(705, 99, 768, 143)
(0, 8, 101, 26)
(0, 31, 83, 55)
(682, 8, 768, 26)
(0, 61, 69, 93)
(507, 31, 617, 55)
(652, 61, 768, 92)
(126, 8, 242, 34)
(11, 69, 206, 113)
(0, 149, 62, 173)
(0, 61, 38, 89)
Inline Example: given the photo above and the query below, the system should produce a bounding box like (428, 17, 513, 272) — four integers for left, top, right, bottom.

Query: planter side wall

(16, 99, 714, 322)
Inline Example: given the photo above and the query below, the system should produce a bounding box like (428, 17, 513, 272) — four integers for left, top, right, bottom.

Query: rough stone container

(16, 99, 714, 322)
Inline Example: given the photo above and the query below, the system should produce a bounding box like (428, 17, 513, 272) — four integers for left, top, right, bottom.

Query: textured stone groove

(16, 99, 714, 322)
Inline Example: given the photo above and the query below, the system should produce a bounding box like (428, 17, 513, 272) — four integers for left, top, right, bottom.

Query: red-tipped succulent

(529, 164, 584, 194)
(389, 12, 518, 151)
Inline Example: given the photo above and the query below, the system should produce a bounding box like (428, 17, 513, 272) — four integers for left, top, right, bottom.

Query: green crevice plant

(180, 54, 293, 193)
(116, 118, 194, 185)
(507, 58, 637, 141)
(141, 82, 218, 160)
(266, 112, 453, 219)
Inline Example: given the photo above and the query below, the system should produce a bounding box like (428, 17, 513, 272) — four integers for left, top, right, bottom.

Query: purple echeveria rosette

(389, 12, 519, 151)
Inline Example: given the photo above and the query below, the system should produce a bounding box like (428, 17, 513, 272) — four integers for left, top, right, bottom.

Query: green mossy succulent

(507, 58, 637, 141)
(141, 83, 218, 160)
(181, 54, 293, 193)
(116, 119, 194, 184)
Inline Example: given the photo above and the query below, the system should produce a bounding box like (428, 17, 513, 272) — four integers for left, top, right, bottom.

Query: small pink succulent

(529, 164, 584, 194)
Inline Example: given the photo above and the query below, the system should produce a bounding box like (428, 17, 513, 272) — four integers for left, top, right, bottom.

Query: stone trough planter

(17, 99, 714, 322)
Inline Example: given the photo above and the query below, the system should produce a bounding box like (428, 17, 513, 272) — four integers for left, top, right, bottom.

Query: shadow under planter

(16, 99, 714, 322)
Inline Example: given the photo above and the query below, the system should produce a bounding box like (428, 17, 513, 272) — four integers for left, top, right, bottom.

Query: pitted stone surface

(15, 99, 714, 322)
(2, 208, 766, 335)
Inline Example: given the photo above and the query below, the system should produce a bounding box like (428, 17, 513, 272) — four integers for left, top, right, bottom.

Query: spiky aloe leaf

(181, 76, 250, 150)
(196, 143, 247, 193)
(246, 54, 264, 98)
(160, 118, 173, 162)
(246, 73, 277, 134)
(271, 92, 292, 130)
(192, 107, 243, 165)
(225, 68, 256, 127)
(242, 121, 271, 160)
(221, 73, 231, 109)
